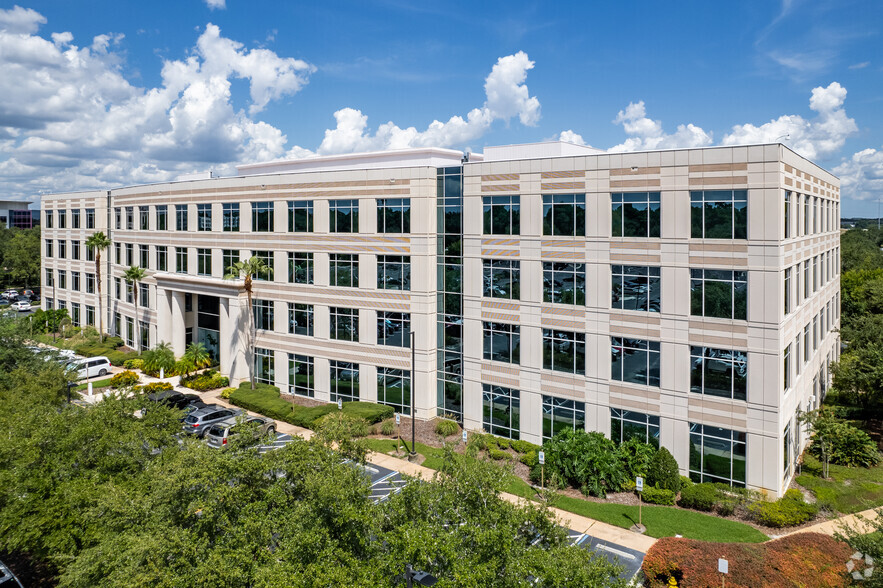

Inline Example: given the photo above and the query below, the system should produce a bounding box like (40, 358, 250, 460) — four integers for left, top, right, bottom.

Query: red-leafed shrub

(642, 533, 852, 587)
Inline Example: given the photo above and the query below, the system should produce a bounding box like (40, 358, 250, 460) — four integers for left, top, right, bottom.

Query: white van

(70, 356, 112, 380)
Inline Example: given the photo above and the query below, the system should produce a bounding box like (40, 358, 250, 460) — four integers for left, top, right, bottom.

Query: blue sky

(1, 0, 882, 216)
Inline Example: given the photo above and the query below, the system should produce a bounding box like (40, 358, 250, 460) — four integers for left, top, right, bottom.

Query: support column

(219, 295, 248, 384)
(155, 287, 172, 346)
(170, 290, 186, 356)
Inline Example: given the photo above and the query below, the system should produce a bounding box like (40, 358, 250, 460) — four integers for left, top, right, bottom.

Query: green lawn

(796, 454, 883, 514)
(74, 378, 113, 392)
(364, 438, 768, 543)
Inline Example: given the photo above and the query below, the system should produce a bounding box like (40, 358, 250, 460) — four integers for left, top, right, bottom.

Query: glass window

(690, 269, 747, 320)
(222, 249, 239, 275)
(378, 311, 410, 347)
(330, 307, 359, 342)
(377, 255, 410, 290)
(71, 271, 80, 292)
(156, 205, 168, 231)
(611, 408, 660, 447)
(804, 195, 811, 235)
(113, 242, 119, 264)
(125, 317, 134, 347)
(251, 201, 274, 232)
(85, 305, 95, 326)
(543, 262, 586, 305)
(330, 253, 359, 288)
(784, 191, 791, 239)
(288, 252, 313, 284)
(482, 195, 520, 235)
(221, 203, 239, 232)
(482, 384, 520, 440)
(784, 267, 792, 315)
(125, 243, 133, 266)
(611, 337, 660, 387)
(139, 283, 149, 308)
(45, 239, 53, 258)
(689, 423, 747, 487)
(45, 210, 53, 228)
(137, 206, 147, 230)
(288, 303, 313, 336)
(58, 239, 66, 259)
(175, 247, 188, 273)
(70, 303, 81, 326)
(71, 240, 80, 260)
(197, 248, 212, 276)
(483, 321, 520, 364)
(254, 348, 275, 386)
(288, 354, 314, 397)
(478, 258, 519, 300)
(288, 201, 313, 232)
(86, 273, 95, 294)
(113, 276, 120, 299)
(690, 346, 747, 400)
(252, 299, 274, 331)
(542, 329, 585, 375)
(330, 360, 359, 403)
(784, 343, 792, 391)
(139, 320, 149, 350)
(125, 207, 133, 230)
(58, 210, 67, 229)
(139, 245, 148, 268)
(253, 250, 274, 281)
(690, 190, 748, 239)
(86, 244, 94, 262)
(377, 198, 410, 233)
(71, 209, 81, 229)
(175, 205, 188, 231)
(543, 193, 586, 236)
(378, 368, 411, 415)
(612, 265, 661, 312)
(329, 199, 359, 233)
(156, 246, 168, 272)
(85, 208, 95, 229)
(542, 395, 585, 441)
(610, 192, 661, 238)
(114, 207, 121, 230)
(197, 203, 212, 231)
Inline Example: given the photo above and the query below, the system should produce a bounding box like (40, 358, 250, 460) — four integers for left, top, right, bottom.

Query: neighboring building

(0, 200, 39, 229)
(40, 141, 841, 496)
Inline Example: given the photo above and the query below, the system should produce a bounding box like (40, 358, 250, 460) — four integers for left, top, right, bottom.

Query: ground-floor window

(482, 384, 520, 439)
(139, 321, 149, 351)
(254, 347, 275, 386)
(125, 317, 134, 348)
(330, 360, 359, 402)
(113, 312, 121, 337)
(689, 423, 746, 487)
(288, 354, 314, 397)
(610, 408, 659, 447)
(783, 421, 792, 484)
(85, 305, 94, 326)
(377, 367, 410, 415)
(71, 302, 81, 327)
(542, 395, 585, 441)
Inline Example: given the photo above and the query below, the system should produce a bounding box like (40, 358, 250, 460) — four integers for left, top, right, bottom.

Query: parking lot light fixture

(404, 564, 438, 588)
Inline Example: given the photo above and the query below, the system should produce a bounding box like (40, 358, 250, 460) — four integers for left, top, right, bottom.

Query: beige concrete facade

(41, 142, 840, 497)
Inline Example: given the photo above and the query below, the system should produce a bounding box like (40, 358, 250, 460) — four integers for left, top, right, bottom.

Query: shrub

(434, 418, 459, 437)
(228, 383, 294, 422)
(378, 418, 397, 436)
(468, 433, 489, 451)
(617, 437, 656, 480)
(677, 483, 720, 511)
(809, 417, 881, 467)
(487, 447, 509, 461)
(140, 382, 173, 394)
(647, 446, 681, 493)
(106, 350, 140, 366)
(716, 500, 736, 516)
(317, 412, 370, 438)
(542, 429, 626, 498)
(749, 489, 818, 528)
(220, 387, 236, 399)
(341, 402, 394, 425)
(180, 369, 230, 392)
(641, 486, 676, 506)
(510, 439, 540, 454)
(495, 438, 510, 450)
(679, 475, 693, 489)
(123, 359, 144, 370)
(519, 450, 538, 468)
(642, 534, 852, 588)
(109, 370, 139, 389)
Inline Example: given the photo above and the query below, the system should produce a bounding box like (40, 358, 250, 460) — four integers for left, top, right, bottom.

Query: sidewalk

(781, 506, 881, 538)
(197, 386, 658, 552)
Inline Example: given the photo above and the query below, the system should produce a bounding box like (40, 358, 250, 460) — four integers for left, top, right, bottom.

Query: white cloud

(313, 51, 539, 155)
(834, 147, 883, 202)
(205, 0, 226, 10)
(0, 9, 315, 199)
(848, 61, 870, 70)
(556, 130, 586, 145)
(721, 81, 857, 159)
(608, 101, 712, 152)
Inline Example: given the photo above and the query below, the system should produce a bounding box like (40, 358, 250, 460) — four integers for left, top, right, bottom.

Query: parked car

(180, 400, 209, 421)
(68, 356, 112, 380)
(182, 405, 241, 437)
(22, 289, 36, 301)
(0, 559, 24, 587)
(205, 415, 277, 449)
(10, 300, 30, 312)
(146, 390, 202, 409)
(2, 289, 18, 300)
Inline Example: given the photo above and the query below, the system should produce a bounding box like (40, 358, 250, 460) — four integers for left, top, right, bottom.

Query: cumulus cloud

(0, 8, 314, 198)
(556, 130, 586, 145)
(835, 147, 883, 202)
(205, 0, 226, 9)
(721, 82, 857, 160)
(607, 101, 712, 152)
(313, 51, 539, 155)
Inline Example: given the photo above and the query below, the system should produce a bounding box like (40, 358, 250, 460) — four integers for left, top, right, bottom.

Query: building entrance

(197, 294, 220, 363)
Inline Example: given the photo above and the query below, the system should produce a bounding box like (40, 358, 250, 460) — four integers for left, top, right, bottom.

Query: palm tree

(143, 342, 176, 377)
(178, 341, 211, 378)
(123, 265, 147, 350)
(224, 256, 271, 389)
(85, 231, 111, 342)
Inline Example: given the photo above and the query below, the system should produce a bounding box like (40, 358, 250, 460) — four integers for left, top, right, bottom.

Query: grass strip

(74, 378, 113, 392)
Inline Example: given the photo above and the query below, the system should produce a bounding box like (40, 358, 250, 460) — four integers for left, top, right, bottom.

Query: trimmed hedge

(434, 418, 459, 437)
(677, 482, 720, 511)
(228, 383, 295, 422)
(134, 382, 173, 394)
(641, 486, 676, 506)
(748, 489, 818, 528)
(642, 533, 852, 587)
(109, 370, 139, 389)
(180, 369, 230, 391)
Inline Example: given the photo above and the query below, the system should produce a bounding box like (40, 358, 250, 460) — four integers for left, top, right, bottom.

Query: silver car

(181, 405, 241, 437)
(205, 415, 276, 449)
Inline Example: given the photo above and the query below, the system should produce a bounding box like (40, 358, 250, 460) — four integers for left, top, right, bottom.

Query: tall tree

(84, 232, 111, 342)
(224, 256, 271, 389)
(123, 265, 147, 350)
(4, 227, 40, 287)
(177, 341, 211, 377)
(142, 341, 176, 377)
